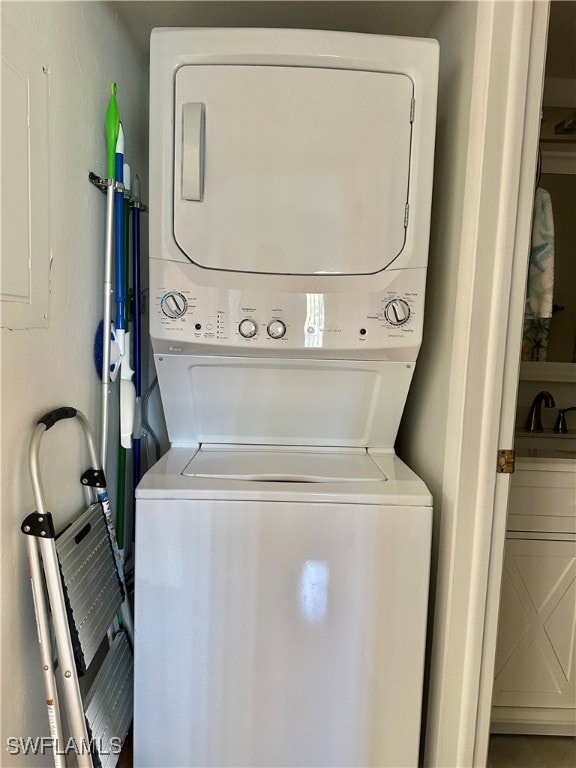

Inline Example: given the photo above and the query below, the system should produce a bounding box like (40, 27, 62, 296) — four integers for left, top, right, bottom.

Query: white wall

(0, 2, 146, 761)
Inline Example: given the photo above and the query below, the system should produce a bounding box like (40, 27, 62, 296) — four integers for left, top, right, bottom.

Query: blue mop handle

(132, 175, 143, 493)
(114, 124, 126, 331)
(132, 177, 142, 398)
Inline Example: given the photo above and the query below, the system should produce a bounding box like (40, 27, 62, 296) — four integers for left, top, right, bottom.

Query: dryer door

(174, 65, 413, 276)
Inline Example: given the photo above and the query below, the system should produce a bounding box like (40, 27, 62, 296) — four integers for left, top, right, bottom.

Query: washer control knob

(267, 319, 286, 339)
(384, 299, 411, 326)
(239, 318, 258, 338)
(161, 291, 188, 319)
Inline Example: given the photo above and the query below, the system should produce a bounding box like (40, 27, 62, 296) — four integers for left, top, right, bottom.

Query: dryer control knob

(161, 292, 188, 319)
(239, 318, 258, 338)
(267, 320, 286, 339)
(384, 299, 411, 326)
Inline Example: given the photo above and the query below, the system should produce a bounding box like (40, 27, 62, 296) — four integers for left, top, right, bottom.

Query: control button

(359, 328, 367, 336)
(238, 318, 258, 338)
(160, 291, 188, 319)
(384, 299, 411, 326)
(267, 319, 286, 339)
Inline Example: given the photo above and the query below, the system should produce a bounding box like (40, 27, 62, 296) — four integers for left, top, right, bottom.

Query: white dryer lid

(182, 447, 387, 483)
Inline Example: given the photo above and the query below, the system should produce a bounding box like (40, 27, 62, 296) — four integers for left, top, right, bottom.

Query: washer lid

(173, 65, 413, 276)
(182, 448, 387, 483)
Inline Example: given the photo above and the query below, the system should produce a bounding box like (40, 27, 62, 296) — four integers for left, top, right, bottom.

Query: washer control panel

(151, 261, 426, 358)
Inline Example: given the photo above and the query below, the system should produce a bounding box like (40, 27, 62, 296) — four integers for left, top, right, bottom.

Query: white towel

(525, 187, 554, 319)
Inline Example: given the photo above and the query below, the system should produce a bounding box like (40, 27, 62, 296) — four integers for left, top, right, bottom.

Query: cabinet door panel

(493, 538, 576, 709)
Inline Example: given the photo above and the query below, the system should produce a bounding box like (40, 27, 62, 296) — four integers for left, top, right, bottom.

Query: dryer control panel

(150, 259, 426, 361)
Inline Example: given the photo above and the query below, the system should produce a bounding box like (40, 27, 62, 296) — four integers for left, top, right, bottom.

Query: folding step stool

(22, 408, 133, 768)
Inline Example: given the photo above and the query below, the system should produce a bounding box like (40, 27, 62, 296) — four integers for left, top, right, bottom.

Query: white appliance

(135, 28, 439, 767)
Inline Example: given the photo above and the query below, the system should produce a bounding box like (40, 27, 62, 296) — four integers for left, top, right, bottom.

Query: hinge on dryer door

(496, 449, 515, 474)
(410, 97, 415, 123)
(404, 204, 410, 227)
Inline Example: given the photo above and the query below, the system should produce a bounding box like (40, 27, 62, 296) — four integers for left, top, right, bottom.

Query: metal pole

(28, 421, 92, 767)
(39, 537, 92, 768)
(24, 534, 67, 768)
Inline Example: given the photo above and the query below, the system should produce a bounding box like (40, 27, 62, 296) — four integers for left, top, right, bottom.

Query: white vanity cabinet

(491, 458, 576, 735)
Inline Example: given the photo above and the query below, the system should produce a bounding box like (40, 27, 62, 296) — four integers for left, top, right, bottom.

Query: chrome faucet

(554, 407, 576, 434)
(525, 390, 556, 432)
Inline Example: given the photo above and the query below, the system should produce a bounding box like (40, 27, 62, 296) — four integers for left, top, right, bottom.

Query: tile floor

(119, 733, 576, 768)
(488, 735, 576, 768)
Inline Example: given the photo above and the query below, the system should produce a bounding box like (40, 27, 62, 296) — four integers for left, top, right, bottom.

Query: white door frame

(474, 0, 551, 763)
(423, 2, 549, 766)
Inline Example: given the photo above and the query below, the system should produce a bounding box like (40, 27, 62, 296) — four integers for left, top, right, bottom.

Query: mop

(114, 124, 135, 455)
(132, 174, 143, 499)
(115, 159, 130, 555)
(92, 83, 135, 625)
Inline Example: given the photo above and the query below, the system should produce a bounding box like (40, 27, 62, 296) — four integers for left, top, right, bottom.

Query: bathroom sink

(515, 430, 576, 459)
(519, 448, 576, 459)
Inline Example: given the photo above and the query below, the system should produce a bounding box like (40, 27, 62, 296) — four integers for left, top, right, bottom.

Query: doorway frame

(423, 2, 550, 766)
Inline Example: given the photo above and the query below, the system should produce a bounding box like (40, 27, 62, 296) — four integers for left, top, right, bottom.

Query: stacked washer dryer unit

(136, 28, 438, 768)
